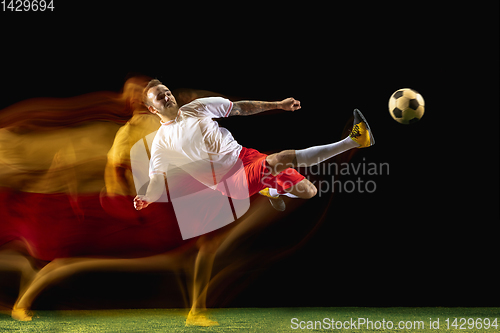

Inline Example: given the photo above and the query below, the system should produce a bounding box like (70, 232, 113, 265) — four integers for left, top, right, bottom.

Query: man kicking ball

(134, 79, 374, 326)
(135, 79, 374, 212)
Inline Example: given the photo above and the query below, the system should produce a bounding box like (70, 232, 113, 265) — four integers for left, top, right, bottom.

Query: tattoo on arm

(230, 100, 280, 116)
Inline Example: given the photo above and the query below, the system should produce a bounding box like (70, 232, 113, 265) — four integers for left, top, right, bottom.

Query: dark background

(1, 2, 498, 307)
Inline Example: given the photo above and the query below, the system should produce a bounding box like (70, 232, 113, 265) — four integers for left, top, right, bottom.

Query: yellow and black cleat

(259, 188, 286, 212)
(349, 109, 375, 148)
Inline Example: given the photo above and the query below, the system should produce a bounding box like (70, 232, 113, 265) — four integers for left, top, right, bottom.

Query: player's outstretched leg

(265, 109, 374, 201)
(269, 109, 374, 170)
(293, 109, 374, 167)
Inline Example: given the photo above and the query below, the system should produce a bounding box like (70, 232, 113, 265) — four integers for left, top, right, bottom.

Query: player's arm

(229, 97, 301, 116)
(133, 174, 165, 210)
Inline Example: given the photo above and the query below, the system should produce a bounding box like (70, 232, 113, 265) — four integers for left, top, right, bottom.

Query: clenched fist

(134, 195, 151, 210)
(279, 97, 301, 111)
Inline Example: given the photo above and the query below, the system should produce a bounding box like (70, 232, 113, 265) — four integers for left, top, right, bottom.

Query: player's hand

(279, 97, 301, 111)
(134, 195, 151, 210)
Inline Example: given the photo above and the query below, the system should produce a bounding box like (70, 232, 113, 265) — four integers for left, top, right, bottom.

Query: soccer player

(134, 79, 374, 212)
(134, 79, 374, 326)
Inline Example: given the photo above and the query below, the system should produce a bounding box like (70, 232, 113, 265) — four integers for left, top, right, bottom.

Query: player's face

(147, 85, 177, 114)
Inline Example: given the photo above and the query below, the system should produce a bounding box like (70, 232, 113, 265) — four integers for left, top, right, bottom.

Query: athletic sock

(269, 188, 299, 199)
(283, 192, 299, 199)
(295, 136, 359, 167)
(268, 188, 279, 197)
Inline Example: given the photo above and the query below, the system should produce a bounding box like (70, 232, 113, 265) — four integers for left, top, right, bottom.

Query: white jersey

(149, 97, 242, 189)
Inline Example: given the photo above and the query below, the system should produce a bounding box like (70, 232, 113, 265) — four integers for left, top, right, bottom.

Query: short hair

(142, 79, 163, 108)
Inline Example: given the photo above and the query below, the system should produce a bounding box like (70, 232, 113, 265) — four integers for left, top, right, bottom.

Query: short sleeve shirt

(149, 97, 242, 189)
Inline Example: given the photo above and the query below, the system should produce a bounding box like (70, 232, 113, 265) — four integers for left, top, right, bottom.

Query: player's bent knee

(304, 184, 317, 199)
(292, 181, 317, 199)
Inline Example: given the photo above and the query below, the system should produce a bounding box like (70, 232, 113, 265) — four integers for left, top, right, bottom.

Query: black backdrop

(1, 2, 498, 307)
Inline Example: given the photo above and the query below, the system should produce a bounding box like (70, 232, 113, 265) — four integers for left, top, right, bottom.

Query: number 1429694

(2, 0, 54, 11)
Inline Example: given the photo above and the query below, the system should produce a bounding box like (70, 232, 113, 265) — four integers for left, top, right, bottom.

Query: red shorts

(217, 147, 305, 198)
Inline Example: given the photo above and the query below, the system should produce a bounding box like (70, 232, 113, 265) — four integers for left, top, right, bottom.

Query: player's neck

(157, 106, 179, 123)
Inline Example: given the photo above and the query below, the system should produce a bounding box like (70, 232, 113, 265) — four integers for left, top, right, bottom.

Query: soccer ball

(388, 88, 425, 124)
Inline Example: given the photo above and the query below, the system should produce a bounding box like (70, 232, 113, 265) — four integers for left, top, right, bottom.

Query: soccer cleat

(185, 311, 219, 327)
(259, 188, 286, 212)
(349, 109, 375, 148)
